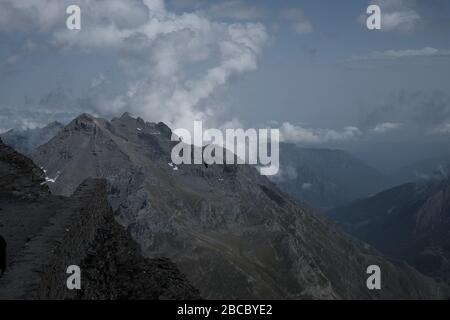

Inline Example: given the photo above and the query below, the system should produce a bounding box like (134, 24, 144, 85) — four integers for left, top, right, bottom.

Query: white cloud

(123, 20, 268, 130)
(280, 9, 313, 35)
(382, 10, 420, 33)
(0, 111, 41, 131)
(170, 0, 266, 21)
(0, 0, 268, 130)
(280, 122, 361, 144)
(349, 47, 450, 62)
(207, 1, 266, 21)
(0, 0, 63, 32)
(372, 122, 403, 133)
(434, 123, 450, 134)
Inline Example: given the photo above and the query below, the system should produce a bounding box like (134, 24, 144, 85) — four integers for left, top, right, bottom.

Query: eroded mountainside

(31, 113, 447, 299)
(329, 176, 450, 286)
(0, 138, 200, 300)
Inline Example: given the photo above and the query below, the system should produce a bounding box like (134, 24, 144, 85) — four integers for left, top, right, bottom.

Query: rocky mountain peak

(0, 138, 49, 199)
(120, 112, 133, 119)
(65, 113, 106, 134)
(155, 121, 172, 138)
(30, 113, 448, 300)
(46, 121, 64, 130)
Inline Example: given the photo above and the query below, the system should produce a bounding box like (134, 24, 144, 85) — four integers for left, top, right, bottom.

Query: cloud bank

(280, 122, 362, 144)
(0, 0, 268, 130)
(350, 47, 450, 62)
(372, 122, 404, 133)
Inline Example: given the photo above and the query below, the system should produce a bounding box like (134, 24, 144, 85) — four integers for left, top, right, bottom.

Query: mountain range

(24, 112, 446, 299)
(6, 118, 447, 211)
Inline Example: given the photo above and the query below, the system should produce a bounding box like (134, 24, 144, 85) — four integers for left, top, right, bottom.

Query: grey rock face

(0, 139, 200, 300)
(0, 137, 49, 199)
(32, 113, 446, 299)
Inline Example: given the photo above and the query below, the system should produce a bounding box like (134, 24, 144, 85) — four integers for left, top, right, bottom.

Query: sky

(1, 0, 450, 171)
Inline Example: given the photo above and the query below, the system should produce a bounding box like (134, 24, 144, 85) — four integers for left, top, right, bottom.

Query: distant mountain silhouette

(0, 121, 64, 155)
(329, 173, 450, 285)
(389, 155, 450, 186)
(273, 143, 386, 210)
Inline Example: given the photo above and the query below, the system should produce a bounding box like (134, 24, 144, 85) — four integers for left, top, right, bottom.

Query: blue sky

(1, 0, 450, 170)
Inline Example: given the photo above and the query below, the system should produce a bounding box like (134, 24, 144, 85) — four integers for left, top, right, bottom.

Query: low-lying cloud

(372, 122, 404, 133)
(280, 122, 362, 144)
(359, 90, 450, 137)
(349, 47, 450, 62)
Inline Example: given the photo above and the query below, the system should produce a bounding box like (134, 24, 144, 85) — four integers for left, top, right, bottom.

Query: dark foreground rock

(0, 139, 200, 300)
(75, 180, 201, 300)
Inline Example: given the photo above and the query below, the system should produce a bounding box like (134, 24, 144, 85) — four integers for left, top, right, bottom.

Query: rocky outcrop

(31, 113, 448, 300)
(0, 138, 49, 199)
(0, 140, 200, 300)
(72, 180, 200, 300)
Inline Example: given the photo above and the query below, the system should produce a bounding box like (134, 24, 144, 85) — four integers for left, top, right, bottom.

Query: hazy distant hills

(329, 174, 450, 285)
(274, 143, 450, 211)
(389, 156, 450, 186)
(0, 121, 64, 155)
(273, 143, 386, 210)
(27, 112, 446, 299)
